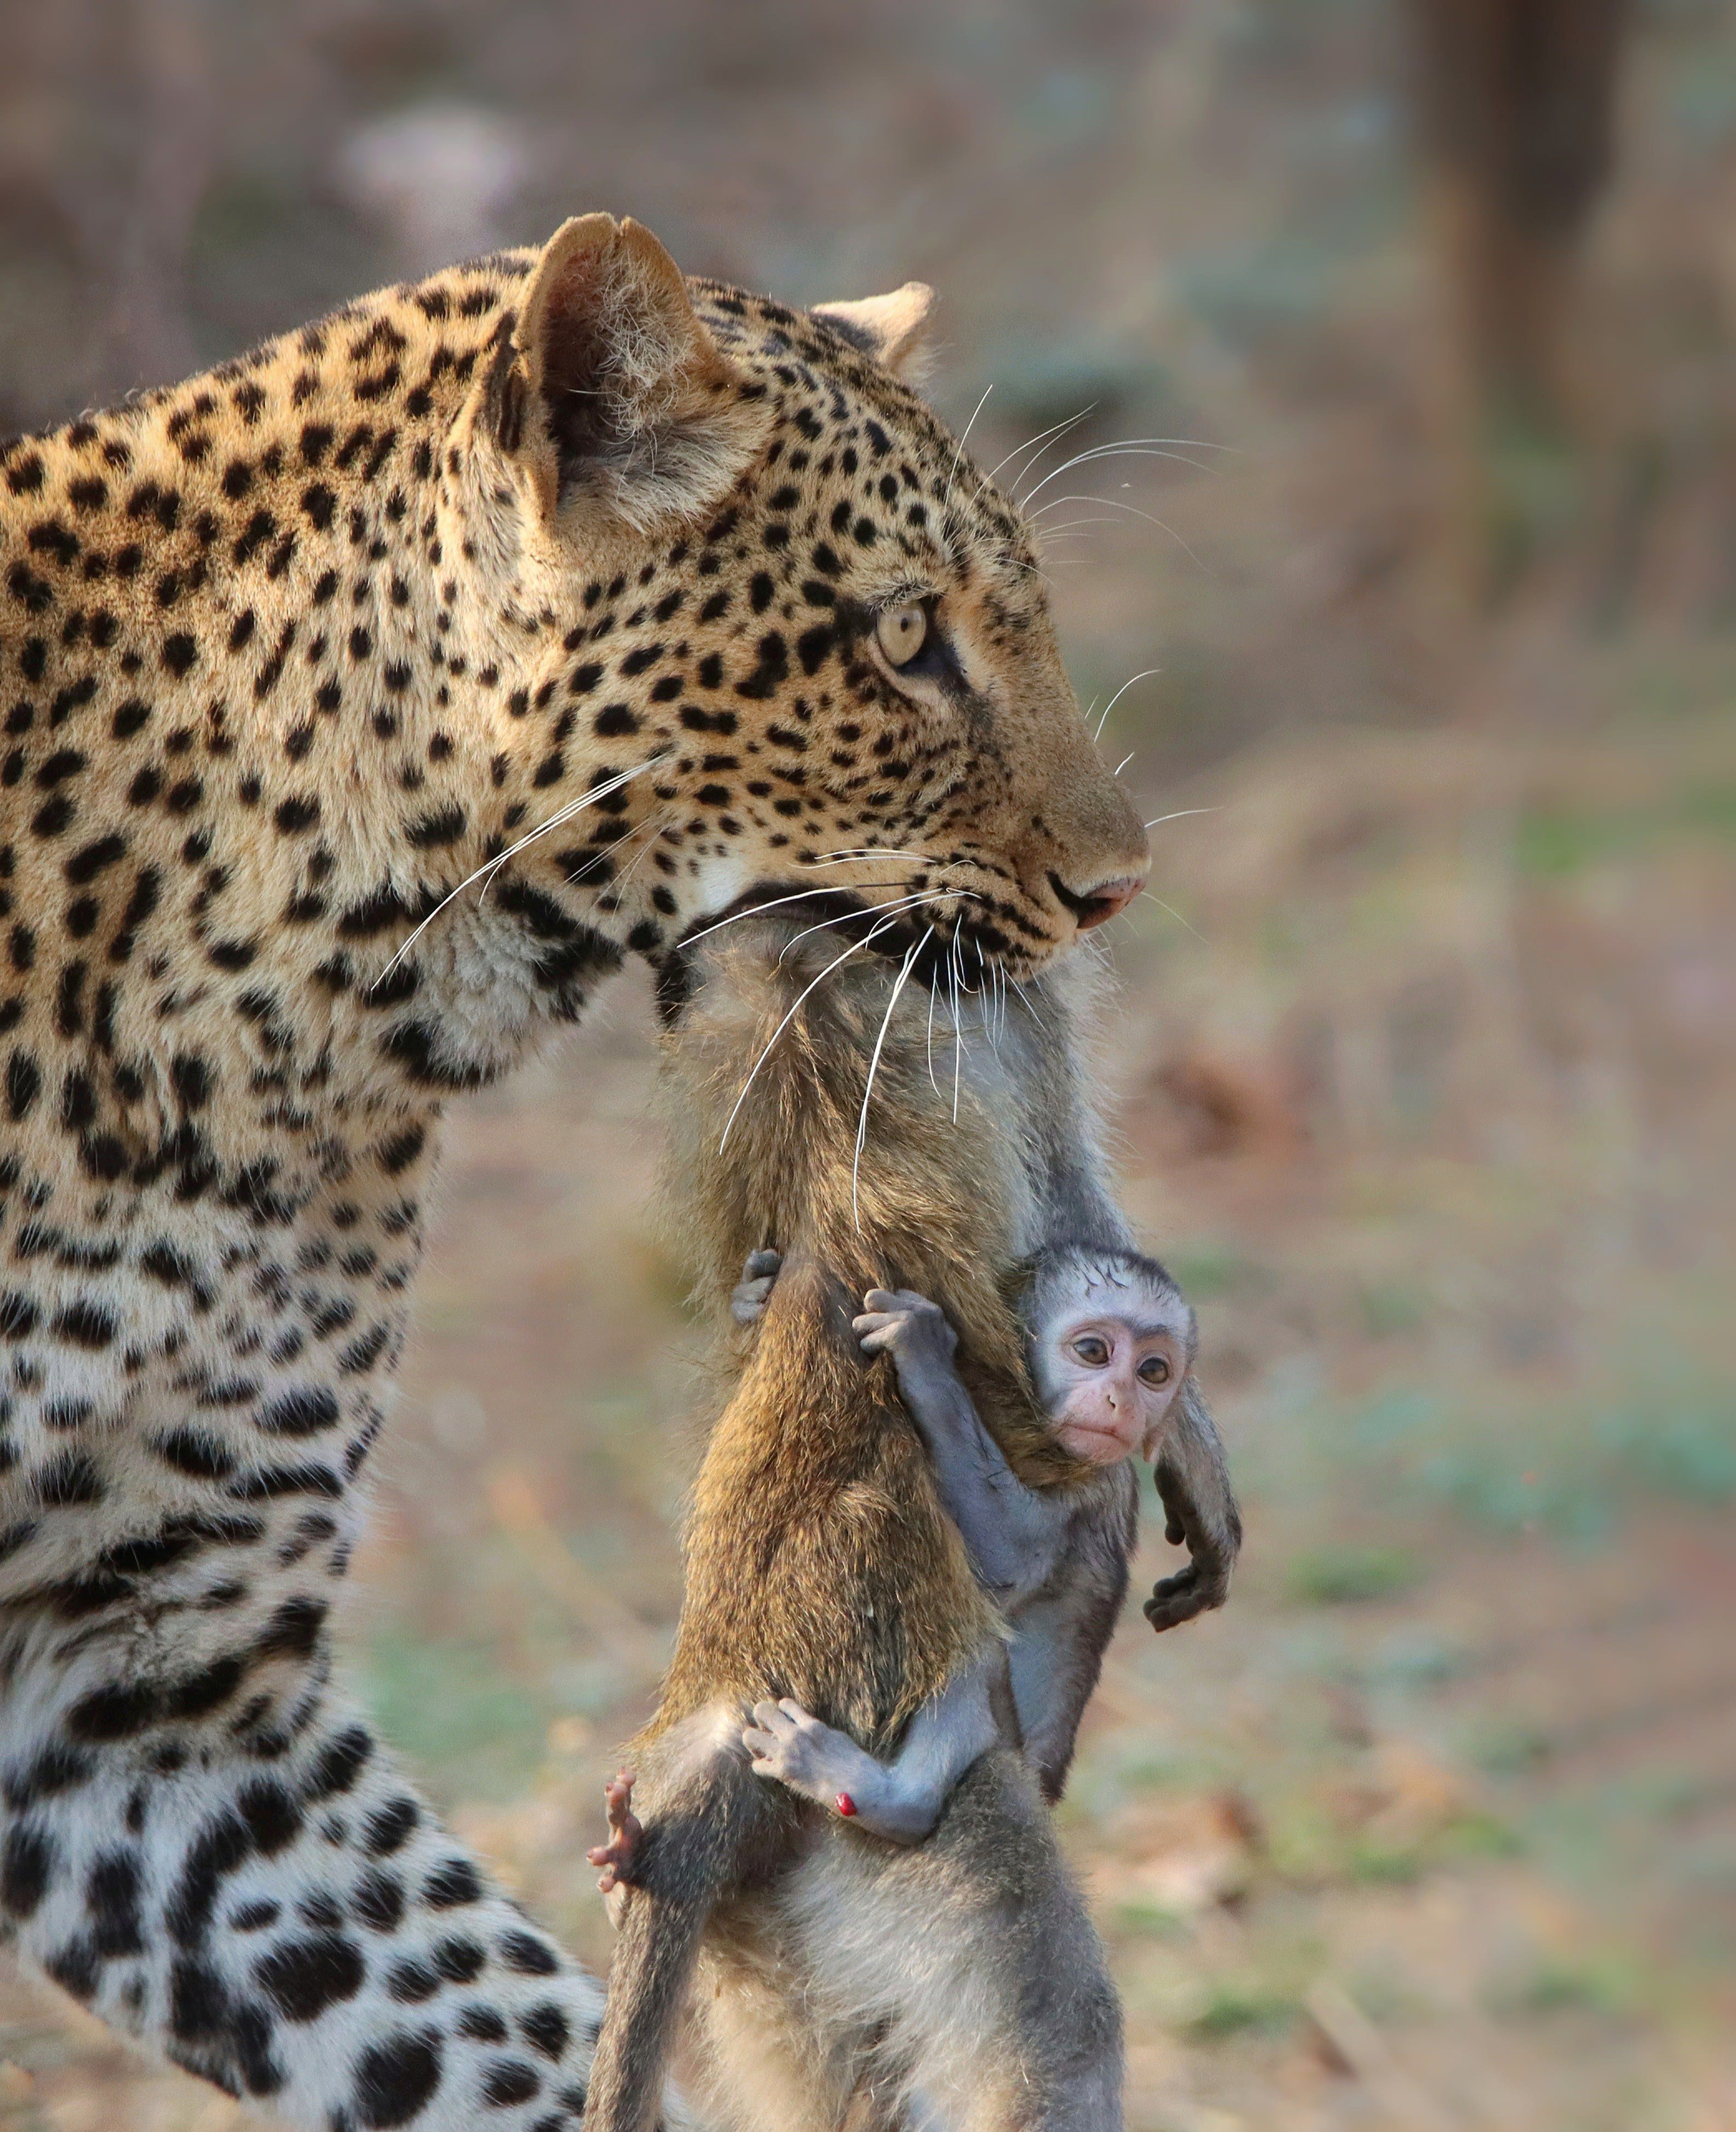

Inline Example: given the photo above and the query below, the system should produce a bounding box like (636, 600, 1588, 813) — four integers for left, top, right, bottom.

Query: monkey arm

(854, 1288, 1071, 1604)
(906, 1372, 1073, 1607)
(743, 1650, 1003, 1843)
(1145, 1379, 1242, 1632)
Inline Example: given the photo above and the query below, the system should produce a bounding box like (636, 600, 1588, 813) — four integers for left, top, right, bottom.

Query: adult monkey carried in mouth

(584, 915, 1239, 2132)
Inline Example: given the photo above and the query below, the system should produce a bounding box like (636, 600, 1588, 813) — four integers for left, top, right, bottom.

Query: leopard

(0, 210, 1148, 2131)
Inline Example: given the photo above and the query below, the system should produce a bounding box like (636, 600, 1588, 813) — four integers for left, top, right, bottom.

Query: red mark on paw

(836, 1793, 856, 1818)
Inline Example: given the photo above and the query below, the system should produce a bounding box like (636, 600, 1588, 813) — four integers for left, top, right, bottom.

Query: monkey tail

(586, 1748, 782, 2132)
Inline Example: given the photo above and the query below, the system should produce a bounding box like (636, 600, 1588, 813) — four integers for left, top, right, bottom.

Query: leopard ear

(812, 284, 936, 384)
(502, 214, 770, 534)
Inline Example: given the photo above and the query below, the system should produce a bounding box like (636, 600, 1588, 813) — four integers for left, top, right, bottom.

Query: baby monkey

(593, 1240, 1236, 1884)
(735, 1241, 1231, 1842)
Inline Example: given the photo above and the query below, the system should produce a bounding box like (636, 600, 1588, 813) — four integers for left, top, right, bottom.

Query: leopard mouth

(657, 870, 1063, 1023)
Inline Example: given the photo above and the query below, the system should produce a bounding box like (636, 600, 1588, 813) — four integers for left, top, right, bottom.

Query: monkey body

(584, 918, 1132, 2132)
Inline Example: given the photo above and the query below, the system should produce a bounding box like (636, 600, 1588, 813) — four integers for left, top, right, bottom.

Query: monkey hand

(1143, 1555, 1232, 1632)
(743, 1698, 882, 1819)
(731, 1249, 782, 1325)
(586, 1769, 643, 1927)
(853, 1289, 958, 1391)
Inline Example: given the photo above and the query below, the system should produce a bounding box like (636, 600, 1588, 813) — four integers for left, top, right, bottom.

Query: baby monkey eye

(875, 601, 928, 667)
(1069, 1335, 1110, 1368)
(1138, 1355, 1170, 1386)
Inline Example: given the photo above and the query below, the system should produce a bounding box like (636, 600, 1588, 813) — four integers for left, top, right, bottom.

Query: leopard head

(445, 215, 1149, 993)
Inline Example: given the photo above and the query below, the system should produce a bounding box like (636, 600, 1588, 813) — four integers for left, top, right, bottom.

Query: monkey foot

(586, 1769, 642, 1894)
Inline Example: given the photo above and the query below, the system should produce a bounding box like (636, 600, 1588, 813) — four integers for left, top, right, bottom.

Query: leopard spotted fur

(0, 212, 1147, 2129)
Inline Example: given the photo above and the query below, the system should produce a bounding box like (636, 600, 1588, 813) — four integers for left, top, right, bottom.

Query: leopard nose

(1048, 870, 1145, 932)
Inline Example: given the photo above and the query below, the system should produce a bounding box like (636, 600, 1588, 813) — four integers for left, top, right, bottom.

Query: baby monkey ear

(812, 283, 936, 384)
(501, 213, 772, 535)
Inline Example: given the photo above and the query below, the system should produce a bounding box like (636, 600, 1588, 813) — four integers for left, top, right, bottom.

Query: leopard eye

(875, 602, 928, 668)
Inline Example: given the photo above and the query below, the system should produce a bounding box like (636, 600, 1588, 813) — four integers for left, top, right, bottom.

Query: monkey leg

(770, 1745, 1123, 2131)
(587, 1704, 797, 2132)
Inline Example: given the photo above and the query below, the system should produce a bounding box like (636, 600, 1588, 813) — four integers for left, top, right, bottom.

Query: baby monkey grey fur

(584, 919, 1239, 2132)
(737, 1238, 1236, 1846)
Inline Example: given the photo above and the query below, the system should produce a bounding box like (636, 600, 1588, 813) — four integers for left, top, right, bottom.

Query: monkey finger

(745, 1249, 782, 1277)
(852, 1309, 905, 1335)
(856, 1326, 903, 1357)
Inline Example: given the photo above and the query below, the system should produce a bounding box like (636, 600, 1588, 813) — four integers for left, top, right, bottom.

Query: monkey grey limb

(583, 920, 1135, 2132)
(743, 1251, 1239, 1844)
(743, 1652, 1003, 1846)
(1147, 1379, 1241, 1632)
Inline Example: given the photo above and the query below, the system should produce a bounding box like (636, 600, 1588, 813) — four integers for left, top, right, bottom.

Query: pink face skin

(1034, 1287, 1188, 1468)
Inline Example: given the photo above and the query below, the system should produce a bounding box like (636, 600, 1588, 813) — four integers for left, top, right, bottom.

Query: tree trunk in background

(1407, 0, 1632, 600)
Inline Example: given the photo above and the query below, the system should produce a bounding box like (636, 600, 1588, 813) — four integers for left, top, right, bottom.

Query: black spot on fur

(519, 2003, 571, 2060)
(236, 1779, 303, 1856)
(481, 2059, 541, 2106)
(497, 1928, 559, 1975)
(352, 1869, 404, 1932)
(87, 1848, 145, 1956)
(430, 1933, 485, 1981)
(362, 1798, 419, 1858)
(305, 1725, 371, 1800)
(422, 1857, 482, 1909)
(352, 2028, 442, 2128)
(257, 1387, 338, 1438)
(253, 1931, 365, 2022)
(1, 1826, 56, 1919)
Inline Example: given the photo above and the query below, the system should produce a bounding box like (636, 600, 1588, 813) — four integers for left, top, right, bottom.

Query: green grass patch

(1185, 1976, 1301, 2040)
(1516, 782, 1736, 878)
(1164, 1241, 1265, 1298)
(1287, 1544, 1421, 1606)
(363, 1627, 553, 1803)
(1492, 1951, 1644, 2020)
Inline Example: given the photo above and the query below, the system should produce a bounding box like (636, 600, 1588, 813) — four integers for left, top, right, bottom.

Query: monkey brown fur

(583, 916, 1128, 2132)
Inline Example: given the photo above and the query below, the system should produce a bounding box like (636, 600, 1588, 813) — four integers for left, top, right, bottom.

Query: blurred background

(1, 0, 1732, 2125)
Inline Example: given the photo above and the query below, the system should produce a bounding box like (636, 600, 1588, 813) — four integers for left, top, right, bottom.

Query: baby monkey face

(1036, 1278, 1189, 1467)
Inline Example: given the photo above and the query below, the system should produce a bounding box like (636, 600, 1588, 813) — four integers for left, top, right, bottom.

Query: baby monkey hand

(731, 1249, 782, 1325)
(1143, 1463, 1236, 1632)
(853, 1288, 959, 1389)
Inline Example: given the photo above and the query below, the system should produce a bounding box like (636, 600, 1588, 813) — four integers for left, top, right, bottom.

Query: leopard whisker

(379, 752, 669, 979)
(852, 931, 929, 1228)
(1141, 890, 1208, 944)
(1019, 438, 1229, 509)
(942, 384, 994, 525)
(1093, 669, 1162, 741)
(718, 908, 915, 1153)
(1026, 490, 1211, 574)
(679, 880, 914, 951)
(982, 404, 1095, 488)
(773, 889, 971, 967)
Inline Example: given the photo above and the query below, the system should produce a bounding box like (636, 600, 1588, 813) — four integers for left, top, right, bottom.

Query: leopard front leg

(0, 1575, 692, 2129)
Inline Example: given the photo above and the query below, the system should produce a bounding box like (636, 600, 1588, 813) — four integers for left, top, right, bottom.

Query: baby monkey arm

(742, 1649, 1004, 1843)
(853, 1288, 1074, 1608)
(1145, 1379, 1242, 1630)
